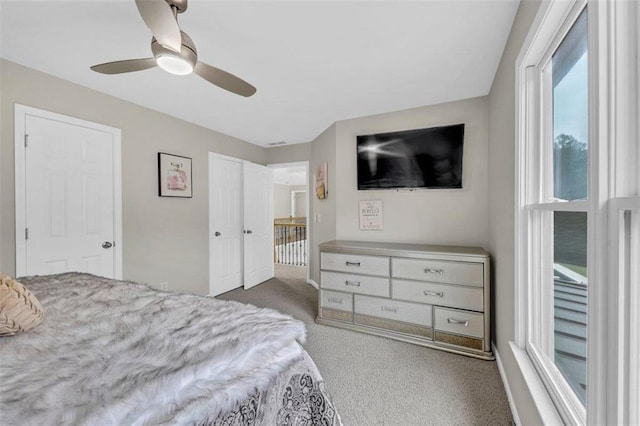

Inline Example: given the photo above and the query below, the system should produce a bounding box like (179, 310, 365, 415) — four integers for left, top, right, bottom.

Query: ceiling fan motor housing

(166, 0, 188, 13)
(151, 31, 197, 73)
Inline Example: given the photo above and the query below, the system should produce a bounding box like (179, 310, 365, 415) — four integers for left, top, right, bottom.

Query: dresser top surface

(319, 240, 490, 258)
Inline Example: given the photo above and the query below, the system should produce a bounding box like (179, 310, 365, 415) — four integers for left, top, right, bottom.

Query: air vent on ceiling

(267, 141, 287, 146)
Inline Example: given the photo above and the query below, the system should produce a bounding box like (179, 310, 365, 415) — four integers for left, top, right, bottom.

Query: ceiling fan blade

(135, 0, 182, 52)
(194, 62, 257, 97)
(91, 58, 157, 74)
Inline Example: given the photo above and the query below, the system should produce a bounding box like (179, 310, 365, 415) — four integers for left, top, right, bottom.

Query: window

(516, 0, 640, 424)
(523, 6, 591, 420)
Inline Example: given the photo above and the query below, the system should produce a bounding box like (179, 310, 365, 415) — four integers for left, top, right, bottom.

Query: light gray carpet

(219, 265, 513, 426)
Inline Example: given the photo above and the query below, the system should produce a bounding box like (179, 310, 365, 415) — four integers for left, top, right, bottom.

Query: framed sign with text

(359, 200, 383, 230)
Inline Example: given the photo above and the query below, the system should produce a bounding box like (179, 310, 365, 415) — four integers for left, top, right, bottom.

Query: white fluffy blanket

(0, 273, 306, 425)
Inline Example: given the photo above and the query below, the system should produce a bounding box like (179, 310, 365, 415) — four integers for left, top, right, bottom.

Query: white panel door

(243, 162, 274, 289)
(209, 156, 243, 296)
(24, 114, 115, 277)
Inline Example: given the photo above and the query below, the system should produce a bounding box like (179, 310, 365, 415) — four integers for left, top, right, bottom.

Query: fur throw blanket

(0, 273, 306, 425)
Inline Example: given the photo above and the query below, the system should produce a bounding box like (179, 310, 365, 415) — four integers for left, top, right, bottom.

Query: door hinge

(25, 228, 29, 240)
(24, 134, 29, 148)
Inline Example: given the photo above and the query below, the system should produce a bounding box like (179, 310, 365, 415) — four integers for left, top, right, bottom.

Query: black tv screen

(357, 123, 465, 190)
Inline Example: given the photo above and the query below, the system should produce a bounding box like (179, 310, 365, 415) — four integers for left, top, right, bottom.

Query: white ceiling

(0, 1, 519, 147)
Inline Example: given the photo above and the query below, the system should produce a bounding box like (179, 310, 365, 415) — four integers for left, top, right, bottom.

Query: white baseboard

(306, 279, 319, 289)
(493, 342, 522, 426)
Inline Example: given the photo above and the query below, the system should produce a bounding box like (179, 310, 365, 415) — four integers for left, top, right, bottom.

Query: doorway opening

(269, 161, 309, 283)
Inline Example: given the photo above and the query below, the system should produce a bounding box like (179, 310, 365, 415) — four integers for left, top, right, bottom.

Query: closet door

(243, 162, 274, 288)
(208, 155, 243, 296)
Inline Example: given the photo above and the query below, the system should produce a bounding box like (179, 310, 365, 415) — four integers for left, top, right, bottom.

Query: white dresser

(316, 240, 493, 360)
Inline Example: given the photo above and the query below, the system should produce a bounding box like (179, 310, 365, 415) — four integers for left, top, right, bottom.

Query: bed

(0, 272, 341, 425)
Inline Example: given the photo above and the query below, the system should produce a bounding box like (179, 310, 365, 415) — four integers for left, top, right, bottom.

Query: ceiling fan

(90, 0, 256, 97)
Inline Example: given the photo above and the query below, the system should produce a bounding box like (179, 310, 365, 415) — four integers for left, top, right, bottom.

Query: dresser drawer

(392, 279, 483, 312)
(392, 258, 484, 287)
(434, 307, 484, 338)
(321, 252, 389, 276)
(355, 295, 432, 327)
(320, 290, 353, 311)
(321, 271, 390, 297)
(319, 290, 354, 323)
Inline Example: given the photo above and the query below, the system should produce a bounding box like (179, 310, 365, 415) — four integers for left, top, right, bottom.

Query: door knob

(102, 241, 113, 249)
(245, 230, 253, 234)
(214, 231, 221, 236)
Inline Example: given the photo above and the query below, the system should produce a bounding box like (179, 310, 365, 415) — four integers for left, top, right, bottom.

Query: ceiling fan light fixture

(156, 54, 193, 75)
(151, 32, 197, 76)
(91, 6, 257, 97)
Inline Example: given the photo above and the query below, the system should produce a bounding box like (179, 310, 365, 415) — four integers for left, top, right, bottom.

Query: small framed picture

(158, 152, 192, 198)
(315, 162, 328, 199)
(359, 200, 383, 230)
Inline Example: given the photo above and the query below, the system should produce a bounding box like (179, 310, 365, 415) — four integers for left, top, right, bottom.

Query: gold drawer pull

(447, 318, 469, 326)
(345, 261, 361, 267)
(381, 306, 399, 313)
(425, 268, 444, 275)
(344, 280, 361, 287)
(328, 297, 344, 304)
(424, 290, 444, 297)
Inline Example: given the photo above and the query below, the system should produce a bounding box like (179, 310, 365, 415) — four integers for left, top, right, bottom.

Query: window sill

(509, 341, 563, 425)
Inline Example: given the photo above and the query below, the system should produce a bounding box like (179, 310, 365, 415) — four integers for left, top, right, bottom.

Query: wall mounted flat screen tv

(357, 123, 465, 190)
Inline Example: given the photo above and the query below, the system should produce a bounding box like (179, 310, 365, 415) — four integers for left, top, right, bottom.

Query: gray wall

(309, 124, 337, 284)
(334, 97, 489, 246)
(488, 0, 543, 423)
(273, 183, 292, 218)
(0, 59, 266, 295)
(265, 143, 312, 165)
(307, 96, 490, 281)
(273, 184, 307, 219)
(292, 190, 307, 217)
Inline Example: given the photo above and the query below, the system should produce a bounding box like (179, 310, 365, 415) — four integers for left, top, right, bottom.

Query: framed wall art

(315, 162, 328, 200)
(158, 152, 192, 198)
(359, 199, 383, 230)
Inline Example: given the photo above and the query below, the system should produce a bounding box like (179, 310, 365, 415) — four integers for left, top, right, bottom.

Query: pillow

(0, 273, 45, 336)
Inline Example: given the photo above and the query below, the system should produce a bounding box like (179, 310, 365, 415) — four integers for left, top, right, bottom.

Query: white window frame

(515, 0, 640, 424)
